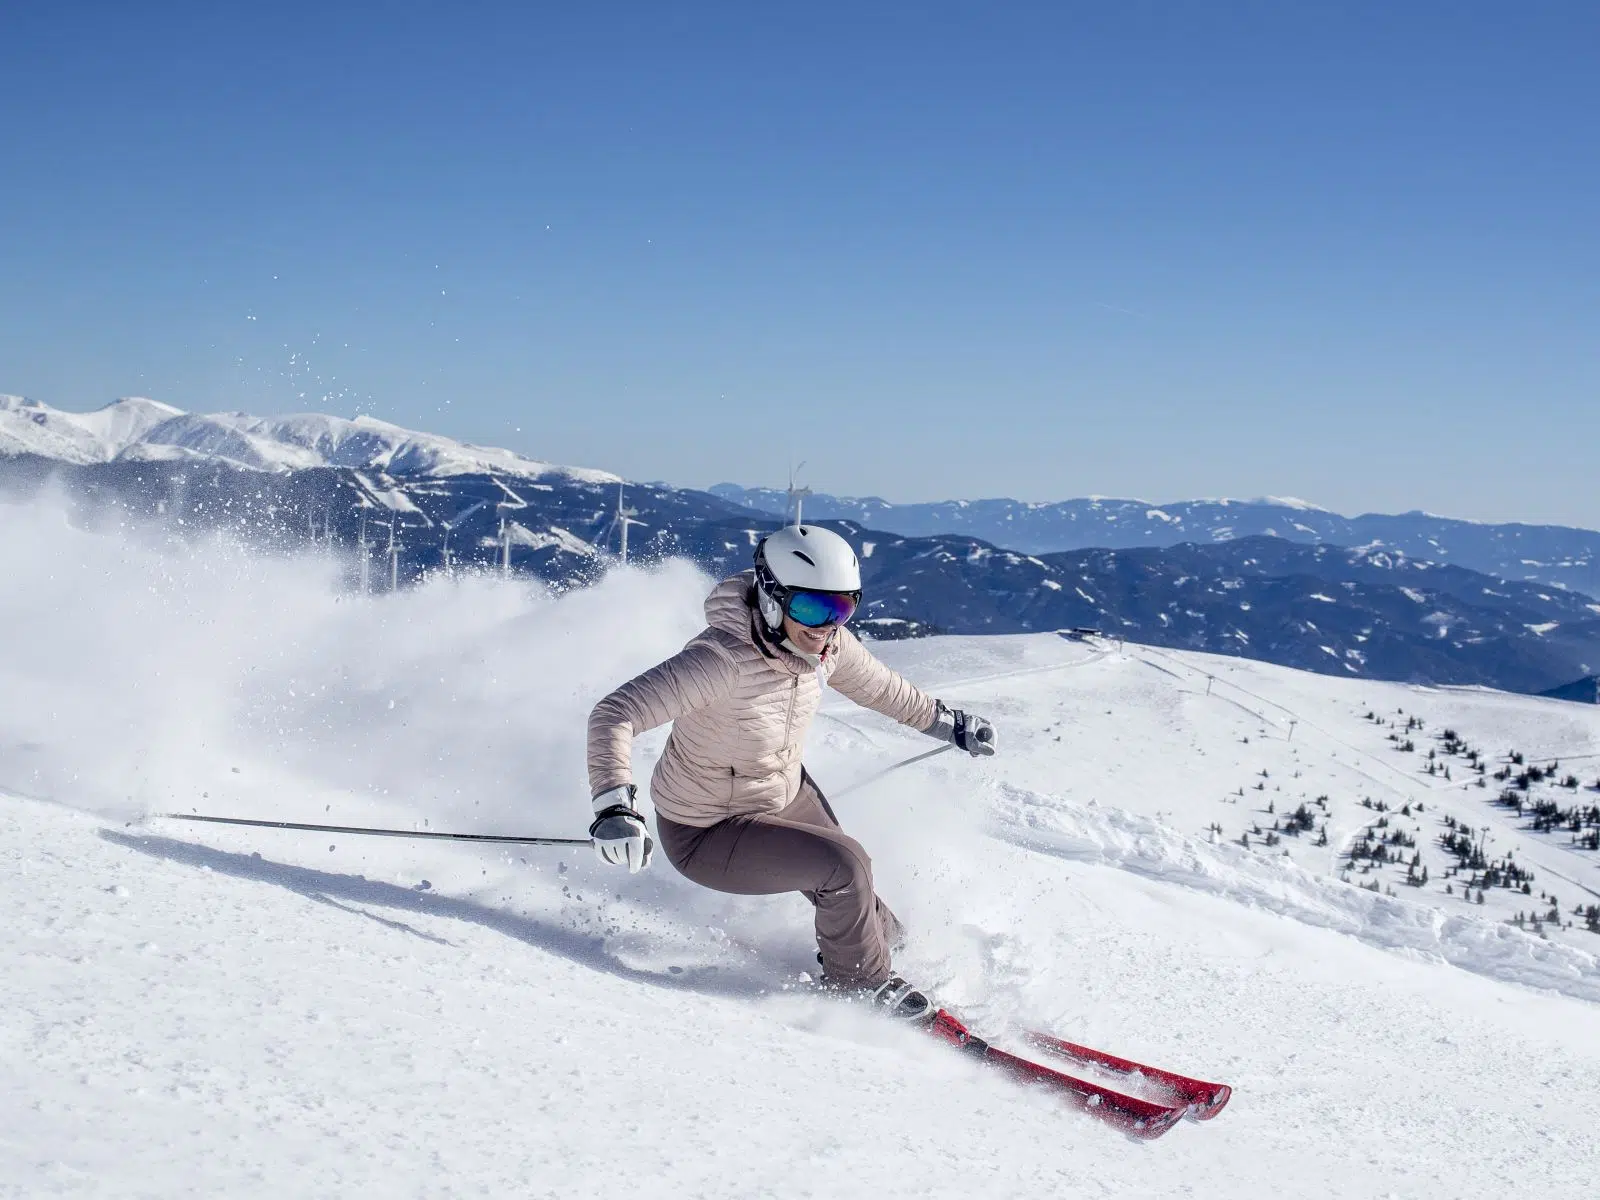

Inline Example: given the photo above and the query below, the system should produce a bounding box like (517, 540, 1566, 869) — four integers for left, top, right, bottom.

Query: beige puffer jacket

(587, 570, 938, 828)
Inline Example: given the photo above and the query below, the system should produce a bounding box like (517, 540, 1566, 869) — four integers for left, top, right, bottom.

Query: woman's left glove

(923, 700, 997, 757)
(589, 784, 655, 873)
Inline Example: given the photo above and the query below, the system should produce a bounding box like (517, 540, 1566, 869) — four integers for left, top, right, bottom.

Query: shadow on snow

(101, 828, 782, 1002)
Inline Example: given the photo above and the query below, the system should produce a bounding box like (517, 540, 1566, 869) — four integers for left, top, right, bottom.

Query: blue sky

(2, 2, 1596, 524)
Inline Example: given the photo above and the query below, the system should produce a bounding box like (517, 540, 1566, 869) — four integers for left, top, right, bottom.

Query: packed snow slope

(2, 501, 1598, 1199)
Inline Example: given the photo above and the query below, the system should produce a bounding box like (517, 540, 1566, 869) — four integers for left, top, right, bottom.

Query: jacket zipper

(783, 675, 799, 754)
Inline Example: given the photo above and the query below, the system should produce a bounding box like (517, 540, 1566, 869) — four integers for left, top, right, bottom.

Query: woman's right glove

(923, 700, 997, 757)
(589, 784, 655, 873)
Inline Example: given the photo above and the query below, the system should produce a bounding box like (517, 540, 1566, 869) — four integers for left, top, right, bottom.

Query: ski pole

(155, 812, 591, 846)
(831, 743, 955, 799)
(159, 743, 965, 839)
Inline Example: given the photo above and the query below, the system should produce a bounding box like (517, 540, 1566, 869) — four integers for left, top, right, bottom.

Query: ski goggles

(784, 588, 861, 628)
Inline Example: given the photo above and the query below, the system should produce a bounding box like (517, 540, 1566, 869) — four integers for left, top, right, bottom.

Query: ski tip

(1124, 1106, 1187, 1142)
(1185, 1084, 1233, 1121)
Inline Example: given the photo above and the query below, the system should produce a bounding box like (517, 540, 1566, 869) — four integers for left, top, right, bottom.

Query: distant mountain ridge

(666, 521, 1600, 694)
(12, 397, 1594, 596)
(710, 484, 1600, 596)
(0, 395, 618, 485)
(1541, 676, 1600, 704)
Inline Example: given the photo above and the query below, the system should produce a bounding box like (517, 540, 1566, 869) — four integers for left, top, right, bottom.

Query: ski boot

(817, 961, 936, 1024)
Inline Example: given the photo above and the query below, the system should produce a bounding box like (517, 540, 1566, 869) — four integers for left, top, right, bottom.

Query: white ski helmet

(753, 525, 862, 630)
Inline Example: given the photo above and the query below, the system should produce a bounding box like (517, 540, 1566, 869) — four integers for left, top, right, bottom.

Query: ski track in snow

(2, 499, 1599, 1198)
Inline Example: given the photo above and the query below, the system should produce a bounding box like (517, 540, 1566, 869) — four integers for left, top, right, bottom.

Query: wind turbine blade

(447, 498, 489, 528)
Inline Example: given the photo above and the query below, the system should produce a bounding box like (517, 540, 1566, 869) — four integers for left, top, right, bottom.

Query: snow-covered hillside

(0, 394, 618, 484)
(3, 501, 1598, 1198)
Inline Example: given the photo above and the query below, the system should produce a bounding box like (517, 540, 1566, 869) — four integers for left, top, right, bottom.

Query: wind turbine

(786, 461, 812, 526)
(384, 516, 403, 592)
(353, 500, 374, 593)
(492, 479, 529, 577)
(601, 483, 643, 565)
(440, 498, 488, 575)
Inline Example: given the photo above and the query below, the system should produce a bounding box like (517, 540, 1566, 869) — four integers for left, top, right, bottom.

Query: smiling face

(781, 613, 836, 655)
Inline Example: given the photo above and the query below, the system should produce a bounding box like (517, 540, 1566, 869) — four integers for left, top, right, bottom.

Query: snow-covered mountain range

(712, 483, 1600, 596)
(0, 394, 618, 484)
(4, 395, 1599, 695)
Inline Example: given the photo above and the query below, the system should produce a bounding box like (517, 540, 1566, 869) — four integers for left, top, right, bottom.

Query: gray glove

(924, 700, 996, 757)
(589, 784, 655, 873)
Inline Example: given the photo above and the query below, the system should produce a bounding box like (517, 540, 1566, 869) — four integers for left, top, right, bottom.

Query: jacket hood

(704, 570, 760, 638)
(704, 570, 823, 675)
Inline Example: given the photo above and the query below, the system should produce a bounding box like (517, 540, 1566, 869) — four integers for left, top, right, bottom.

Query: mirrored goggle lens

(786, 590, 858, 628)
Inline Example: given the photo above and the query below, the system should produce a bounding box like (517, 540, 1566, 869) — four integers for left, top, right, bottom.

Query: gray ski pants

(656, 770, 903, 987)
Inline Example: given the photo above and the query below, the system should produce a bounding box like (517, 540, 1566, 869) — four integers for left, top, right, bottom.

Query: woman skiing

(585, 524, 995, 1021)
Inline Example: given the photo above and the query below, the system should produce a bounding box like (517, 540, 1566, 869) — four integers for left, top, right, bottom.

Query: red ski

(925, 1010, 1230, 1141)
(1022, 1031, 1232, 1122)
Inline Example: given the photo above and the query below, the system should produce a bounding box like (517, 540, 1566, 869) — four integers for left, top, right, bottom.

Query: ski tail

(928, 1011, 1188, 1141)
(1022, 1031, 1233, 1121)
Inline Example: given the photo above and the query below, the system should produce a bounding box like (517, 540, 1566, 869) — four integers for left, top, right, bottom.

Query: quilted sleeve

(587, 638, 737, 797)
(825, 628, 938, 731)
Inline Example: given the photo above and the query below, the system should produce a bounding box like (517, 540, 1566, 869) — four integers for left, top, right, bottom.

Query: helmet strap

(747, 572, 830, 665)
(751, 561, 787, 632)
